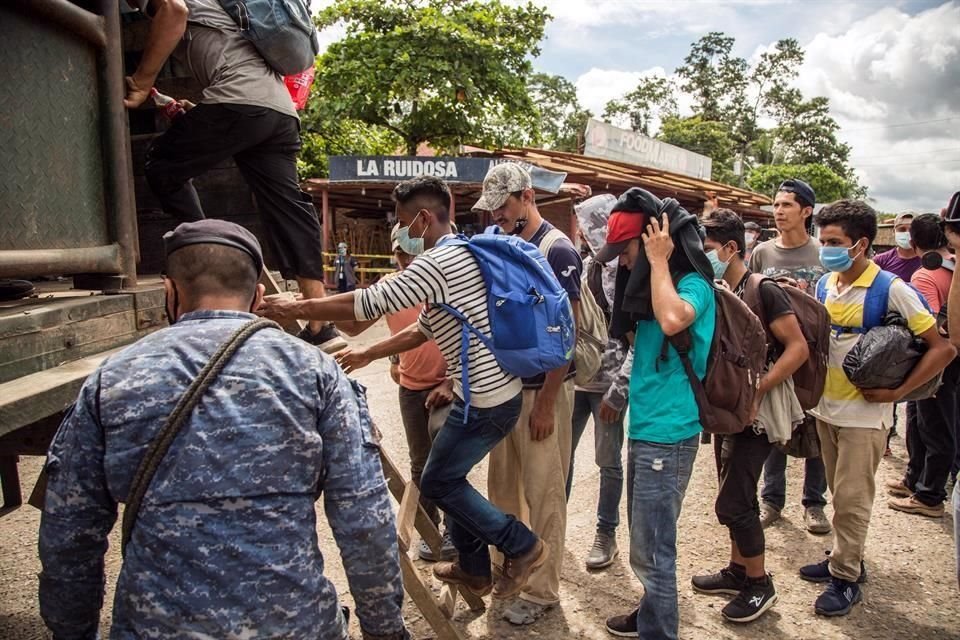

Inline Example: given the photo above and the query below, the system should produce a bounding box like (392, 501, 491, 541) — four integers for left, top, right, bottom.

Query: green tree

(602, 76, 677, 136)
(658, 116, 738, 185)
(675, 32, 747, 123)
(528, 72, 592, 152)
(313, 0, 550, 155)
(766, 88, 851, 176)
(746, 163, 857, 203)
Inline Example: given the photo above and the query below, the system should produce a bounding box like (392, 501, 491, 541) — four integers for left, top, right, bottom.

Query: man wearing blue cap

(749, 179, 831, 535)
(38, 220, 408, 640)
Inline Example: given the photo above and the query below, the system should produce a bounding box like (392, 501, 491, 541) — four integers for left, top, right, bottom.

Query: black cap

(163, 219, 264, 275)
(776, 179, 816, 208)
(612, 187, 662, 217)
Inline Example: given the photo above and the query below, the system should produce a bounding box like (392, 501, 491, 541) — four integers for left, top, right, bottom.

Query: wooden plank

(0, 348, 124, 438)
(379, 448, 442, 555)
(399, 553, 463, 640)
(438, 584, 458, 618)
(259, 271, 305, 333)
(396, 481, 420, 554)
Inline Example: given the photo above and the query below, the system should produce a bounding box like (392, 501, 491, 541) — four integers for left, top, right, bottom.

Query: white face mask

(894, 231, 912, 250)
(745, 231, 758, 247)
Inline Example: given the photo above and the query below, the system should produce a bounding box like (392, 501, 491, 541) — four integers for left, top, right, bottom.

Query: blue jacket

(38, 310, 406, 639)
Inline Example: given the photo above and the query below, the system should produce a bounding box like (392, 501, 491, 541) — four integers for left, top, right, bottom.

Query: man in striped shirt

(258, 176, 548, 600)
(800, 200, 955, 617)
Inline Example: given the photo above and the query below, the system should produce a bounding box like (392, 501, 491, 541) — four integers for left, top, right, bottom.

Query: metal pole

(9, 0, 108, 48)
(99, 0, 139, 286)
(321, 188, 332, 288)
(0, 246, 122, 279)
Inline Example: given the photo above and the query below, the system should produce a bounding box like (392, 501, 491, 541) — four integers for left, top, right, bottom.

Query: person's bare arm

(335, 318, 379, 337)
(125, 0, 188, 108)
(335, 324, 428, 374)
(645, 215, 696, 336)
(762, 313, 809, 393)
(258, 292, 360, 324)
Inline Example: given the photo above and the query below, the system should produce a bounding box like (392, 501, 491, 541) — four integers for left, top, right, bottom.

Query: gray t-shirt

(748, 236, 826, 295)
(172, 0, 297, 118)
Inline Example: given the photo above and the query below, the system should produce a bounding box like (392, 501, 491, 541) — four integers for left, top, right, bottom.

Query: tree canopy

(603, 32, 861, 197)
(313, 0, 550, 156)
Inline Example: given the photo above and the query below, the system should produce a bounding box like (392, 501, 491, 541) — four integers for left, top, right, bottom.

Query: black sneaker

(418, 528, 457, 562)
(814, 577, 862, 617)
(692, 565, 747, 595)
(297, 323, 347, 354)
(722, 575, 778, 623)
(605, 607, 639, 637)
(799, 552, 866, 584)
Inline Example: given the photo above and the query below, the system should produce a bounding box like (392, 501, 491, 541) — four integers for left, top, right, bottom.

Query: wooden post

(321, 188, 332, 288)
(569, 202, 579, 243)
(449, 191, 456, 224)
(0, 456, 22, 511)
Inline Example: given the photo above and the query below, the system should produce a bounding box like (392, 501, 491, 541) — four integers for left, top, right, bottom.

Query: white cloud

(793, 2, 960, 211)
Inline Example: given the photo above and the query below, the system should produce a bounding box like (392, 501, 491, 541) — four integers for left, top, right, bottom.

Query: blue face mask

(819, 242, 862, 272)
(396, 211, 426, 256)
(706, 249, 731, 279)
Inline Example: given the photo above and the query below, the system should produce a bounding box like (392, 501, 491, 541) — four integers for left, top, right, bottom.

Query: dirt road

(1, 320, 957, 639)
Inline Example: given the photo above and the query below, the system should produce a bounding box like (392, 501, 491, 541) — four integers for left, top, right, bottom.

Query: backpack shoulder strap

(815, 273, 830, 304)
(538, 228, 568, 258)
(121, 318, 280, 556)
(742, 273, 773, 342)
(862, 269, 895, 330)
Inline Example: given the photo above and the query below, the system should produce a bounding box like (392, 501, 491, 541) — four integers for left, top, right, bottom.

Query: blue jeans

(568, 390, 625, 535)
(420, 394, 536, 578)
(627, 436, 699, 640)
(761, 417, 827, 510)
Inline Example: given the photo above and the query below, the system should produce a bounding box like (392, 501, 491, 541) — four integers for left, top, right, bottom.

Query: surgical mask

(894, 231, 912, 250)
(819, 242, 862, 273)
(397, 211, 426, 255)
(706, 249, 731, 279)
(745, 231, 758, 247)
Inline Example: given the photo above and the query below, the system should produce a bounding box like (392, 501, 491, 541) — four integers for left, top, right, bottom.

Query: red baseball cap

(594, 211, 647, 263)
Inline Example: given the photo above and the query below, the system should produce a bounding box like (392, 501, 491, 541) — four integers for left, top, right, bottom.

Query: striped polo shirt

(355, 238, 521, 408)
(809, 261, 935, 429)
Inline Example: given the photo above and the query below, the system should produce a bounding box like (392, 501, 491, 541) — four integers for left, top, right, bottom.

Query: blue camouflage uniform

(38, 310, 407, 640)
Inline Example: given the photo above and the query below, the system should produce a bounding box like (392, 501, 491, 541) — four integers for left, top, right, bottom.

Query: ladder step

(396, 481, 420, 553)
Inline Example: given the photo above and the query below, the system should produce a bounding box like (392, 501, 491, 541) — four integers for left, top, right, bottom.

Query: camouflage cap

(574, 194, 617, 255)
(472, 163, 532, 212)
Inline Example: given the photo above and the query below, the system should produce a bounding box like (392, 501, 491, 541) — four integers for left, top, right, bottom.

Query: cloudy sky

(316, 0, 959, 213)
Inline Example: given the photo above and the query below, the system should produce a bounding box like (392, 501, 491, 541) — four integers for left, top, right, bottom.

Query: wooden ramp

(258, 272, 485, 638)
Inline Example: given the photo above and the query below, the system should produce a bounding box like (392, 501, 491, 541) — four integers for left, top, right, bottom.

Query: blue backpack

(816, 269, 932, 334)
(217, 0, 320, 75)
(435, 234, 575, 410)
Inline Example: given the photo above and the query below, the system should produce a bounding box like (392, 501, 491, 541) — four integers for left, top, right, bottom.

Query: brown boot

(888, 495, 944, 517)
(432, 561, 493, 597)
(493, 539, 549, 599)
(885, 478, 912, 498)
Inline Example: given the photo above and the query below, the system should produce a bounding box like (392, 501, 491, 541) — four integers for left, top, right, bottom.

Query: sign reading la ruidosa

(329, 156, 567, 193)
(584, 118, 713, 181)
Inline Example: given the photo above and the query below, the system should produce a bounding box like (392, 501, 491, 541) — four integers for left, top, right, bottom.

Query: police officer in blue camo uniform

(37, 219, 408, 640)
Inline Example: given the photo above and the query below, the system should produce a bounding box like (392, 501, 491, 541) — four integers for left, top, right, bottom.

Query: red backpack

(743, 274, 829, 410)
(667, 285, 768, 435)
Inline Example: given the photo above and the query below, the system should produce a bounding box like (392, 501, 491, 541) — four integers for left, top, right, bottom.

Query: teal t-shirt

(628, 272, 716, 443)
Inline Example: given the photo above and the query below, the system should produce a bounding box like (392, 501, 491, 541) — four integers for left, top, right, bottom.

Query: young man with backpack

(124, 0, 345, 354)
(567, 194, 632, 570)
(593, 188, 716, 640)
(334, 225, 456, 562)
(259, 176, 551, 601)
(749, 179, 831, 534)
(801, 200, 955, 616)
(473, 164, 583, 626)
(692, 209, 811, 623)
(885, 213, 959, 518)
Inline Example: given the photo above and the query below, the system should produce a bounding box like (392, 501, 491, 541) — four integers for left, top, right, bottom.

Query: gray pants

(398, 385, 443, 526)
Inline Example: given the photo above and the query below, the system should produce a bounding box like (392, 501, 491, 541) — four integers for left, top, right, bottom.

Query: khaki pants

(488, 379, 574, 605)
(816, 420, 888, 582)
